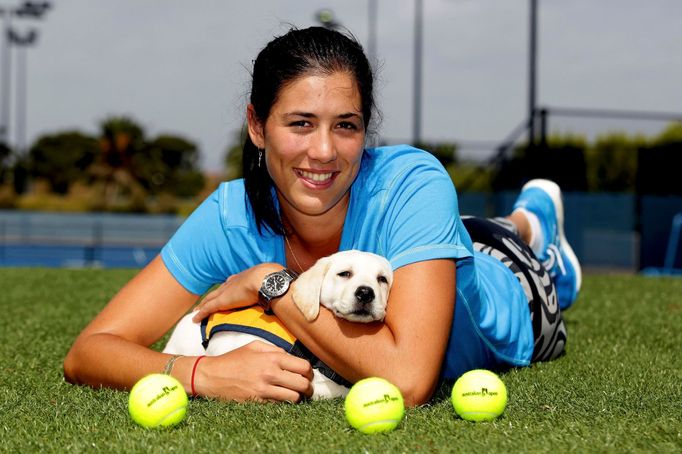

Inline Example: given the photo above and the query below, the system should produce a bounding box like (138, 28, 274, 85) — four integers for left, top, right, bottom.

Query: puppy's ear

(292, 256, 332, 321)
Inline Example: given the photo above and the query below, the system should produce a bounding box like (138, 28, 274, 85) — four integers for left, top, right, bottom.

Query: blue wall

(458, 192, 682, 271)
(0, 211, 183, 268)
(1, 193, 681, 270)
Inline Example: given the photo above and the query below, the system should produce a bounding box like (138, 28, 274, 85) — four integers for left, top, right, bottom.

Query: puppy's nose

(355, 286, 375, 304)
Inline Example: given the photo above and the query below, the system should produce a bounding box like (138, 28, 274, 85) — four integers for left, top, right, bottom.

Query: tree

(654, 121, 682, 144)
(85, 116, 207, 209)
(224, 127, 246, 181)
(87, 116, 148, 209)
(493, 134, 589, 191)
(136, 135, 205, 197)
(99, 116, 145, 169)
(0, 141, 11, 184)
(415, 141, 458, 167)
(585, 132, 644, 193)
(28, 131, 99, 194)
(637, 122, 682, 196)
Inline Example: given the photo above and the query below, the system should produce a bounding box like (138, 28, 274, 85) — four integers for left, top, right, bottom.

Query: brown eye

(338, 121, 357, 130)
(337, 271, 352, 278)
(377, 275, 388, 284)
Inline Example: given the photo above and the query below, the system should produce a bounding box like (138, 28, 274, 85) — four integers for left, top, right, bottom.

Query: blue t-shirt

(161, 145, 534, 379)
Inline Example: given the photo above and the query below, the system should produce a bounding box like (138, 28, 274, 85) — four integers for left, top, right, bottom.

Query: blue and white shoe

(513, 179, 582, 309)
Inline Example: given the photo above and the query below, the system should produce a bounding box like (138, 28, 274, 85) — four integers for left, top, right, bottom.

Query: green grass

(0, 269, 680, 453)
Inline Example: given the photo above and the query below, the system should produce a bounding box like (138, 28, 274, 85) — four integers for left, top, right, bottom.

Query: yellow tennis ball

(344, 377, 405, 434)
(450, 369, 507, 422)
(128, 374, 188, 428)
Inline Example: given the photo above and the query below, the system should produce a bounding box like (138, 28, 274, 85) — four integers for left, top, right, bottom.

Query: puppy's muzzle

(354, 286, 375, 305)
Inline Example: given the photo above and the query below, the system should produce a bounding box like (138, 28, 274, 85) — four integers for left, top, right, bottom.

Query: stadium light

(14, 1, 51, 18)
(9, 27, 38, 152)
(0, 1, 51, 147)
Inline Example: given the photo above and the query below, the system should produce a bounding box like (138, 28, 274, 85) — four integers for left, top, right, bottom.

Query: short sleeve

(380, 151, 473, 269)
(161, 188, 232, 295)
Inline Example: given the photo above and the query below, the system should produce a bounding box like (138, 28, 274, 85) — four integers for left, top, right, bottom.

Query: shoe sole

(521, 179, 582, 292)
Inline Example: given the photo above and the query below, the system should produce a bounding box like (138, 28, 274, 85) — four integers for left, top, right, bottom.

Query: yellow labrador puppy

(163, 250, 393, 399)
(292, 250, 393, 322)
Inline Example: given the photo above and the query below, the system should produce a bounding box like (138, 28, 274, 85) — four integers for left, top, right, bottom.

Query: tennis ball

(450, 369, 507, 422)
(128, 374, 188, 428)
(344, 377, 405, 434)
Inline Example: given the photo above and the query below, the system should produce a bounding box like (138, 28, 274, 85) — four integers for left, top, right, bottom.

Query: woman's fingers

(191, 284, 238, 322)
(257, 363, 314, 402)
(278, 352, 315, 383)
(196, 341, 315, 402)
(192, 300, 218, 322)
(246, 341, 314, 382)
(191, 304, 209, 322)
(262, 370, 314, 402)
(191, 266, 273, 322)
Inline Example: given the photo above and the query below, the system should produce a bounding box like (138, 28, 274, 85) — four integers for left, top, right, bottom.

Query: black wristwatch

(258, 268, 299, 313)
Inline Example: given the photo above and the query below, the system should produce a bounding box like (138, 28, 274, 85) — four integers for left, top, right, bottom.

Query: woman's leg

(463, 216, 567, 362)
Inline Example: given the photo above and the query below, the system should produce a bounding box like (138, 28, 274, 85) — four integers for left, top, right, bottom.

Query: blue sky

(4, 0, 681, 171)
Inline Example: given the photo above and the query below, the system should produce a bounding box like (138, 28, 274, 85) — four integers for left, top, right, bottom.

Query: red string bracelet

(191, 355, 206, 397)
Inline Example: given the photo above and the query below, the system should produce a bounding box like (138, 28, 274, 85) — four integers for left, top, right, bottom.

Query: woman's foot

(513, 179, 582, 309)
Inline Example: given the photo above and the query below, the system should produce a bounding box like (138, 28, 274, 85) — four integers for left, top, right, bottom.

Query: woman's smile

(295, 168, 339, 188)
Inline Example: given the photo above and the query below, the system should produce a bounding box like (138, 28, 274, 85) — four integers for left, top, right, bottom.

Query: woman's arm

(272, 259, 456, 407)
(193, 258, 456, 406)
(64, 256, 314, 402)
(64, 256, 198, 389)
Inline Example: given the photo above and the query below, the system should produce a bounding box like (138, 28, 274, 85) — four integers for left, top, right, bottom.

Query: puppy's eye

(377, 275, 388, 284)
(337, 271, 352, 278)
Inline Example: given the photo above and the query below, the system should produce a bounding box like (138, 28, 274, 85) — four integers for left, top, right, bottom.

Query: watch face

(265, 274, 287, 296)
(260, 270, 297, 305)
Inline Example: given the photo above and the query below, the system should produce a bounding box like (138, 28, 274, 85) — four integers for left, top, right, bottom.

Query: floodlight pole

(367, 0, 377, 67)
(412, 0, 423, 145)
(10, 27, 37, 153)
(528, 0, 538, 148)
(0, 7, 13, 144)
(366, 0, 378, 147)
(0, 1, 51, 150)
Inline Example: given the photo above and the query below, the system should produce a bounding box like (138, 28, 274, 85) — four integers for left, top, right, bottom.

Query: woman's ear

(246, 104, 265, 149)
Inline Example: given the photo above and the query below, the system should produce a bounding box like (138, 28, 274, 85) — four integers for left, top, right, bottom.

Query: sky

(2, 0, 681, 172)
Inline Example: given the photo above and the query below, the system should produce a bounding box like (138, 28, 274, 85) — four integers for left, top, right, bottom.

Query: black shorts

(462, 216, 567, 362)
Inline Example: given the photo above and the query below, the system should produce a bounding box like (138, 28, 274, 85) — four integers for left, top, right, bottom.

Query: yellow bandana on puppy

(201, 307, 296, 350)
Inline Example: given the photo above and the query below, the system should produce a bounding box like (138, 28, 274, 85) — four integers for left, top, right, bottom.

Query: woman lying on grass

(64, 26, 581, 406)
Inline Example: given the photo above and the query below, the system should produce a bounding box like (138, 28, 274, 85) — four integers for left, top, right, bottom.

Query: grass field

(1, 268, 680, 453)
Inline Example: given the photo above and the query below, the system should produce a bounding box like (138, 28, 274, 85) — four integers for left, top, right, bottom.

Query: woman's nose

(307, 131, 336, 163)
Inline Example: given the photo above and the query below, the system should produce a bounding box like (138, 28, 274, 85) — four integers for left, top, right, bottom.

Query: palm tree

(89, 116, 147, 211)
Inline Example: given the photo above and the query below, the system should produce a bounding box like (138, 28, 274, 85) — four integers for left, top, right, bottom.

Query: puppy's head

(292, 250, 393, 323)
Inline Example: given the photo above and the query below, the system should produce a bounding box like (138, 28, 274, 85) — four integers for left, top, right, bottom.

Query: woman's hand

(193, 341, 314, 402)
(192, 263, 282, 322)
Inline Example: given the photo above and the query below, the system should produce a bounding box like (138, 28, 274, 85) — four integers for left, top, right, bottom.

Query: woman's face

(248, 71, 366, 220)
